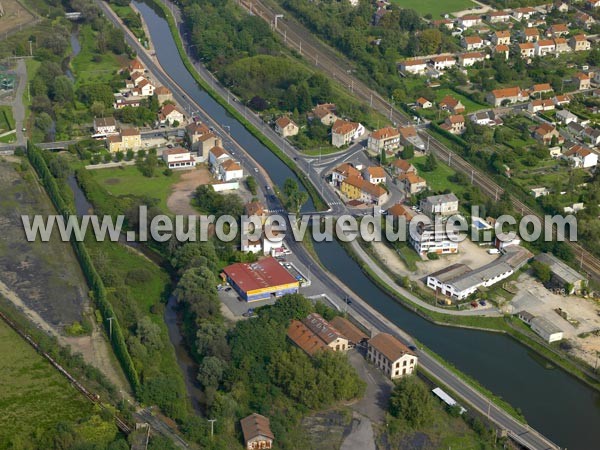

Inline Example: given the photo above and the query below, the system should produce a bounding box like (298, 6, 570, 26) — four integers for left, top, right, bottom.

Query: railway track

(239, 0, 600, 283)
(0, 310, 132, 435)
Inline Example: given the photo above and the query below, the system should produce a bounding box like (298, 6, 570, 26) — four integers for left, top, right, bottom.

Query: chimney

(216, 138, 222, 147)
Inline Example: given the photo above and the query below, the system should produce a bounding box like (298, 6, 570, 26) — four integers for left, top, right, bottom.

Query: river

(124, 2, 600, 448)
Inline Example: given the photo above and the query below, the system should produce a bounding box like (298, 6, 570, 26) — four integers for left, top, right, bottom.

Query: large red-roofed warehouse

(222, 257, 300, 302)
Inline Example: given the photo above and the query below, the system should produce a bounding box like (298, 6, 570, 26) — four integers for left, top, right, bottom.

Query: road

(0, 58, 27, 147)
(100, 2, 560, 448)
(237, 0, 600, 285)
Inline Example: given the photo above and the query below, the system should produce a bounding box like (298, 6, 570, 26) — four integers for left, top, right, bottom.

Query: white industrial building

(530, 317, 564, 343)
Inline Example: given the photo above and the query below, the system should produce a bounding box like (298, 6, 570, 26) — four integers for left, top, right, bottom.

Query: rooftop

(223, 257, 298, 292)
(303, 313, 344, 345)
(369, 333, 414, 361)
(531, 316, 562, 335)
(535, 252, 585, 283)
(240, 413, 274, 443)
(330, 316, 369, 344)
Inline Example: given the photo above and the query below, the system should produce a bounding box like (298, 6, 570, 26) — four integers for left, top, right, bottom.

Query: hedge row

(26, 142, 140, 393)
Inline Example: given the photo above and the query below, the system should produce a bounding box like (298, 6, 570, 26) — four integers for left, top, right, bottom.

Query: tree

(389, 376, 434, 428)
(90, 101, 106, 118)
(136, 317, 164, 352)
(401, 145, 414, 160)
(197, 356, 227, 390)
(423, 152, 437, 172)
(51, 76, 74, 104)
(115, 151, 124, 162)
(380, 148, 387, 165)
(282, 178, 308, 213)
(417, 29, 442, 55)
(531, 260, 552, 284)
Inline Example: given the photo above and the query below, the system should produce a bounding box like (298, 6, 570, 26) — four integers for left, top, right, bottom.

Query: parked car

(471, 301, 478, 308)
(479, 300, 486, 306)
(487, 248, 500, 255)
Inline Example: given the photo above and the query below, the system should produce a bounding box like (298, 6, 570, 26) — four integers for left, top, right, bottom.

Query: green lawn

(71, 25, 125, 86)
(410, 155, 466, 195)
(391, 0, 476, 17)
(89, 165, 182, 213)
(0, 320, 92, 445)
(0, 105, 15, 132)
(434, 88, 485, 114)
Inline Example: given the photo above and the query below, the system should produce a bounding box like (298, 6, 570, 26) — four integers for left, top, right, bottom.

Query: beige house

(573, 72, 591, 90)
(391, 159, 416, 176)
(492, 30, 511, 46)
(331, 119, 364, 148)
(518, 42, 536, 58)
(311, 103, 338, 125)
(461, 35, 483, 51)
(570, 35, 591, 52)
(367, 333, 417, 380)
(107, 127, 141, 153)
(186, 122, 218, 160)
(363, 166, 386, 185)
(441, 115, 465, 135)
(274, 116, 299, 137)
(162, 147, 195, 169)
(400, 173, 427, 195)
(287, 313, 349, 355)
(439, 95, 465, 114)
(158, 104, 185, 126)
(522, 28, 539, 42)
(368, 126, 400, 152)
(240, 413, 274, 450)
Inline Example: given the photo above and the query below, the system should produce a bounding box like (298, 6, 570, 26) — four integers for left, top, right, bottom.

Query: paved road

(101, 2, 560, 449)
(0, 58, 27, 147)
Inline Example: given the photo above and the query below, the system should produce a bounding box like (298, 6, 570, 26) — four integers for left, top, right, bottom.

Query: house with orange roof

(399, 172, 427, 195)
(367, 333, 417, 379)
(155, 85, 172, 104)
(564, 145, 598, 168)
(457, 14, 482, 29)
(494, 44, 510, 60)
(430, 55, 456, 71)
(547, 23, 569, 37)
(534, 123, 563, 145)
(458, 51, 486, 67)
(553, 37, 570, 54)
(576, 12, 595, 29)
(573, 72, 591, 90)
(521, 28, 539, 42)
(492, 30, 511, 46)
(331, 162, 361, 186)
(416, 97, 433, 109)
(240, 413, 274, 450)
(386, 203, 415, 221)
(531, 83, 554, 97)
(487, 87, 527, 106)
(274, 116, 299, 137)
(486, 10, 510, 23)
(535, 39, 556, 56)
(391, 159, 416, 176)
(441, 115, 465, 135)
(363, 166, 387, 184)
(341, 176, 389, 205)
(438, 95, 465, 114)
(461, 35, 483, 51)
(570, 34, 591, 52)
(398, 58, 428, 75)
(311, 103, 338, 125)
(518, 42, 536, 58)
(157, 104, 185, 126)
(331, 119, 365, 147)
(368, 126, 400, 152)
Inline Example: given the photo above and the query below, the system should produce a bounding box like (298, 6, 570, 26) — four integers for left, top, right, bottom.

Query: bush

(427, 252, 440, 260)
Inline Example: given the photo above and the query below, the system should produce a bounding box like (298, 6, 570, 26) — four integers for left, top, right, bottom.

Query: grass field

(0, 105, 15, 132)
(71, 24, 126, 85)
(0, 320, 92, 445)
(434, 88, 485, 114)
(409, 155, 466, 195)
(0, 0, 36, 36)
(391, 0, 475, 17)
(89, 165, 182, 213)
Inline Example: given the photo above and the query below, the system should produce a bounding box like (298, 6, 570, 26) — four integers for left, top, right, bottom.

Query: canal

(132, 2, 600, 448)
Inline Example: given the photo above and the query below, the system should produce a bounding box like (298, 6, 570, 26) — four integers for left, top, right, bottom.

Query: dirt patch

(370, 242, 410, 277)
(166, 165, 211, 216)
(302, 409, 354, 450)
(0, 160, 128, 392)
(104, 177, 121, 185)
(0, 0, 36, 36)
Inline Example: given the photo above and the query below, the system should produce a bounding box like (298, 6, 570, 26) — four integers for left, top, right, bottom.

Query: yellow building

(107, 128, 142, 153)
(341, 176, 363, 200)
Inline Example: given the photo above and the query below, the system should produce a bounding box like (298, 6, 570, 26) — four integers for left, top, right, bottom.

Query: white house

(564, 146, 598, 168)
(399, 59, 428, 75)
(556, 109, 578, 125)
(363, 166, 387, 185)
(217, 158, 243, 181)
(420, 193, 459, 218)
(431, 55, 456, 70)
(93, 117, 117, 136)
(331, 119, 364, 148)
(535, 39, 556, 56)
(162, 147, 195, 169)
(462, 35, 484, 50)
(530, 317, 563, 343)
(368, 127, 400, 152)
(208, 142, 230, 167)
(458, 52, 486, 67)
(409, 222, 460, 255)
(158, 104, 185, 126)
(367, 333, 417, 380)
(458, 15, 482, 29)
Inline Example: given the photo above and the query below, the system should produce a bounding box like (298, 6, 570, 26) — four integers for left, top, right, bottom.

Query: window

(403, 360, 407, 367)
(403, 368, 406, 375)
(395, 362, 400, 368)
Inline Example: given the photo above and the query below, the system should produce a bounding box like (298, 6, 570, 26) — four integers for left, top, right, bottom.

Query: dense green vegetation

(0, 319, 129, 450)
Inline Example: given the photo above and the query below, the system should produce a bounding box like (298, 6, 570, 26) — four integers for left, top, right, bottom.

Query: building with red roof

(222, 257, 299, 302)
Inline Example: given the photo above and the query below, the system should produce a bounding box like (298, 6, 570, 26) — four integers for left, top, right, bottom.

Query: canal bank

(120, 2, 599, 448)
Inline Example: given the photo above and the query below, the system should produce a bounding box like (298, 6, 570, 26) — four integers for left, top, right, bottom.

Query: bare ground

(0, 0, 36, 36)
(166, 165, 211, 215)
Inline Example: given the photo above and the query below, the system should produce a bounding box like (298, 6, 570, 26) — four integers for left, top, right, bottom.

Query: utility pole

(471, 169, 474, 185)
(107, 317, 114, 340)
(208, 419, 217, 439)
(370, 93, 373, 107)
(274, 14, 283, 29)
(28, 40, 32, 57)
(299, 40, 302, 55)
(487, 401, 491, 421)
(284, 29, 287, 43)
